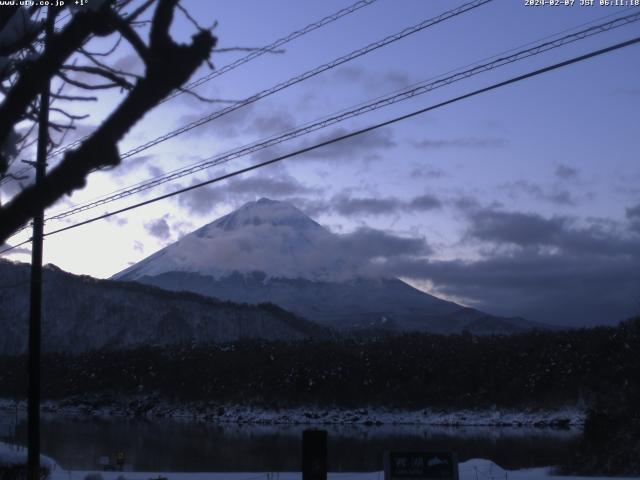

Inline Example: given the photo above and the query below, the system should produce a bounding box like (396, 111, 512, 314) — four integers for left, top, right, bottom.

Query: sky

(1, 0, 639, 327)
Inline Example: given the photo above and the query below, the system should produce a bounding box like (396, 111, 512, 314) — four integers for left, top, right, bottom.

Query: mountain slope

(113, 198, 543, 334)
(0, 259, 329, 355)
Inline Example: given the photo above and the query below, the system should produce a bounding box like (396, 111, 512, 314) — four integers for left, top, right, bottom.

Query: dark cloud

(627, 202, 640, 233)
(378, 250, 640, 327)
(332, 195, 401, 216)
(104, 216, 128, 226)
(501, 180, 577, 206)
(145, 216, 171, 240)
(133, 240, 144, 253)
(326, 192, 443, 217)
(333, 66, 410, 92)
(339, 227, 431, 259)
(466, 209, 568, 247)
(555, 164, 579, 180)
(412, 137, 507, 149)
(356, 206, 640, 326)
(246, 107, 297, 137)
(300, 127, 396, 162)
(410, 165, 445, 179)
(408, 194, 442, 211)
(226, 174, 317, 197)
(147, 165, 165, 178)
(178, 103, 255, 139)
(178, 174, 318, 216)
(178, 183, 226, 216)
(177, 102, 296, 141)
(463, 207, 640, 257)
(626, 202, 640, 220)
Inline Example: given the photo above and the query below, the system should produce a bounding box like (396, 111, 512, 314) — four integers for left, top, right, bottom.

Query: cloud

(410, 165, 445, 179)
(408, 194, 442, 211)
(500, 180, 577, 206)
(463, 207, 640, 257)
(299, 127, 396, 162)
(145, 216, 171, 240)
(178, 103, 255, 139)
(133, 240, 144, 253)
(170, 197, 432, 282)
(226, 174, 318, 197)
(333, 66, 410, 92)
(178, 173, 319, 216)
(412, 137, 507, 149)
(339, 227, 431, 258)
(466, 209, 568, 247)
(555, 164, 579, 180)
(379, 249, 640, 327)
(246, 107, 297, 137)
(627, 202, 640, 233)
(177, 102, 296, 141)
(332, 195, 401, 216)
(626, 202, 640, 220)
(326, 192, 443, 217)
(104, 216, 128, 226)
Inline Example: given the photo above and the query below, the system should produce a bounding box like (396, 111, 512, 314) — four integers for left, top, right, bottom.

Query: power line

(38, 6, 637, 217)
(14, 35, 635, 247)
(46, 0, 494, 164)
(1, 0, 379, 188)
(45, 0, 379, 159)
(163, 0, 379, 102)
(37, 11, 640, 226)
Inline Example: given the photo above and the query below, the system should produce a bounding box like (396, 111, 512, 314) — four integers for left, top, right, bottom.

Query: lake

(0, 412, 582, 472)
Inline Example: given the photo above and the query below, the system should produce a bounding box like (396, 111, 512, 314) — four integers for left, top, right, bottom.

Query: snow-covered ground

(0, 441, 58, 471)
(4, 442, 639, 480)
(0, 399, 585, 427)
(49, 460, 640, 480)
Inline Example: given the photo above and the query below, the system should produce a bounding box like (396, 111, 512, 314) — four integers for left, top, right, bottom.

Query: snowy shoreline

(0, 398, 584, 427)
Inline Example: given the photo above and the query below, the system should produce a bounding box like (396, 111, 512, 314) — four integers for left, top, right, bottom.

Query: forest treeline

(0, 317, 638, 410)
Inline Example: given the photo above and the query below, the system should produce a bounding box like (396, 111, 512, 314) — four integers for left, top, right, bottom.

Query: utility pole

(27, 7, 54, 480)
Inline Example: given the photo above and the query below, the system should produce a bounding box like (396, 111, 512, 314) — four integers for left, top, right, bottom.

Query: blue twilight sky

(1, 0, 639, 327)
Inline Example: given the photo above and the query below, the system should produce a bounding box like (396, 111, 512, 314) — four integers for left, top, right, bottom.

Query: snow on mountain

(114, 198, 356, 282)
(114, 198, 541, 334)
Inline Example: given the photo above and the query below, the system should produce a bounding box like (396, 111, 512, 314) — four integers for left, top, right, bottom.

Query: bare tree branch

(61, 64, 135, 89)
(0, 1, 118, 149)
(0, 0, 216, 243)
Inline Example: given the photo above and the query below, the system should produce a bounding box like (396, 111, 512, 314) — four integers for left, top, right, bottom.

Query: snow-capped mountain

(115, 198, 372, 282)
(114, 198, 541, 334)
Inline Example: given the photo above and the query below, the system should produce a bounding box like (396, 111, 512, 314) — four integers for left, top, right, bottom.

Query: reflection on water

(2, 413, 580, 472)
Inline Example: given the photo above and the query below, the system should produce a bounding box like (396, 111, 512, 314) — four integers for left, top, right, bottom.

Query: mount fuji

(114, 198, 539, 334)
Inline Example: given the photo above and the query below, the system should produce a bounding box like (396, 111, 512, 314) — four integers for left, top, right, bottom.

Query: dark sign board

(384, 452, 458, 480)
(302, 429, 327, 480)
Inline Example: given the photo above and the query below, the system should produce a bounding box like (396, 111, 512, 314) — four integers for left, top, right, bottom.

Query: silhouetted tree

(0, 0, 216, 244)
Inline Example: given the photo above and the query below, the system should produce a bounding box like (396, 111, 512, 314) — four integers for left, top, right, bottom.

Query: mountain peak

(198, 197, 322, 234)
(113, 199, 337, 281)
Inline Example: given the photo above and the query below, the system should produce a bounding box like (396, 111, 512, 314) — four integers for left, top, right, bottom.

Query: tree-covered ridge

(1, 317, 638, 410)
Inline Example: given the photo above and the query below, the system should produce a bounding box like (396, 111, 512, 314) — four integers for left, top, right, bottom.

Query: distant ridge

(114, 198, 546, 335)
(0, 259, 330, 355)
